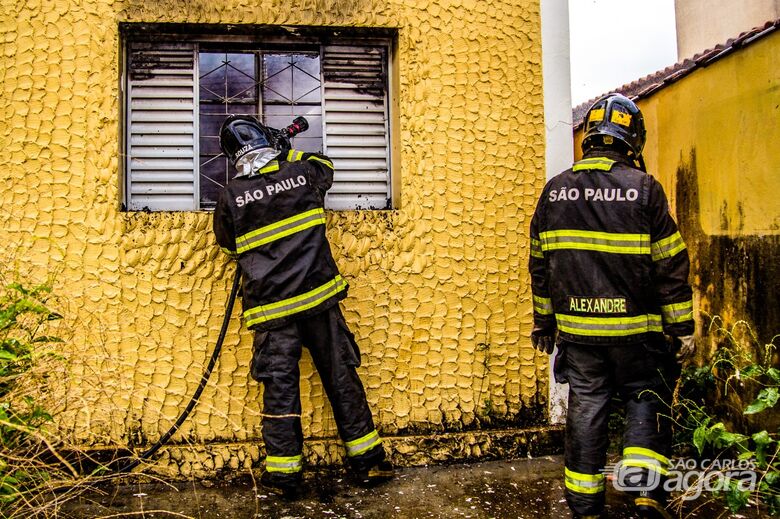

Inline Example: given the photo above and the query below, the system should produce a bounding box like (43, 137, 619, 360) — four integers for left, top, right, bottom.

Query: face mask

(234, 148, 279, 177)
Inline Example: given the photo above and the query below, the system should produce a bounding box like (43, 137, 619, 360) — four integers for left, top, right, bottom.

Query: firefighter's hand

(531, 328, 556, 355)
(673, 335, 695, 362)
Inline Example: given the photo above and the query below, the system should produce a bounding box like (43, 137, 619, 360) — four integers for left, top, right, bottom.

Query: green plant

(0, 281, 64, 508)
(0, 272, 179, 518)
(673, 318, 780, 515)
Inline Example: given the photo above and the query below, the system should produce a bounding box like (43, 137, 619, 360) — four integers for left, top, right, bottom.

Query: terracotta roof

(572, 19, 780, 128)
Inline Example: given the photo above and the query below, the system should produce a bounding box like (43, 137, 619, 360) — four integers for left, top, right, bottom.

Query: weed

(0, 277, 129, 518)
(672, 317, 779, 515)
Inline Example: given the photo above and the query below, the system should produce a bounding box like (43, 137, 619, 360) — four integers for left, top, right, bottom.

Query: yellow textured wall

(642, 41, 780, 236)
(574, 30, 780, 343)
(0, 0, 548, 465)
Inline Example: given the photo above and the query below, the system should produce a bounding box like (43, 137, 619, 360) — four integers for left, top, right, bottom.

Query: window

(122, 25, 395, 211)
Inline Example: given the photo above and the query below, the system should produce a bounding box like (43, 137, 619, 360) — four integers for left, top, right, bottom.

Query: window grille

(123, 28, 393, 211)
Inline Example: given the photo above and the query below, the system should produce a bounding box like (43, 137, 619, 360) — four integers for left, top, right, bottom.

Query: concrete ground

(62, 455, 758, 519)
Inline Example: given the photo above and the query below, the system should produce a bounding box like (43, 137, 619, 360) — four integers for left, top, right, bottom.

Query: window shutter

(126, 43, 197, 211)
(322, 46, 391, 210)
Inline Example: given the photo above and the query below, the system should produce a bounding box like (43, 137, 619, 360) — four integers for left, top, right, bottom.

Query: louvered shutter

(322, 46, 391, 210)
(125, 43, 198, 211)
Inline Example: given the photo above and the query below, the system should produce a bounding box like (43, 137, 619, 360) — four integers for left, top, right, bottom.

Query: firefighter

(213, 115, 393, 499)
(528, 94, 695, 519)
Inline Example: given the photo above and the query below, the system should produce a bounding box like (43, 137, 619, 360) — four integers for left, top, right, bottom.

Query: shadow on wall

(675, 148, 780, 346)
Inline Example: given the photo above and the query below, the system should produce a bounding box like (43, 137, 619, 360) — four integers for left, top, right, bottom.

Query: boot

(350, 459, 395, 487)
(634, 491, 673, 519)
(259, 470, 303, 500)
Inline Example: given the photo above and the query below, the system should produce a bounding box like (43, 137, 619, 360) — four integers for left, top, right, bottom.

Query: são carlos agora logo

(603, 458, 758, 500)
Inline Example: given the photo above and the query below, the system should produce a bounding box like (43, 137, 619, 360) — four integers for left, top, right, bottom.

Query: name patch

(568, 296, 627, 314)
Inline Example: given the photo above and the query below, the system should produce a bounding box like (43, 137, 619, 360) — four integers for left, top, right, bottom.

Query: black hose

(118, 266, 242, 473)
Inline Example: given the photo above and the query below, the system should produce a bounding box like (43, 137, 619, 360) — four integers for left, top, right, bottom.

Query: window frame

(119, 23, 397, 212)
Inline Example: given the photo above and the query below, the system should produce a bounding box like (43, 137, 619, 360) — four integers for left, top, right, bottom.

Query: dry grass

(0, 272, 144, 519)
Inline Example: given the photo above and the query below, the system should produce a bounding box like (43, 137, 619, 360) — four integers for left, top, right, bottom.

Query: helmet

(582, 93, 646, 157)
(219, 115, 277, 166)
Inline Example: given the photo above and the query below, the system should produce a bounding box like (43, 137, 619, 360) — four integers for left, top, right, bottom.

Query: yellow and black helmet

(582, 93, 646, 157)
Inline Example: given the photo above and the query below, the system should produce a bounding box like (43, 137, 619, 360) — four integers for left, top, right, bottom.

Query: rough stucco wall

(574, 30, 780, 345)
(0, 0, 548, 467)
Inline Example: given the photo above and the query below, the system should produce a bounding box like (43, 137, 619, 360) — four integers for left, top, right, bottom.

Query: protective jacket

(529, 149, 694, 345)
(213, 149, 346, 331)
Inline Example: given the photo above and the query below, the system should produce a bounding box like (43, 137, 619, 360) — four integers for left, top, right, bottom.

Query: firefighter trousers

(554, 339, 680, 516)
(250, 305, 384, 476)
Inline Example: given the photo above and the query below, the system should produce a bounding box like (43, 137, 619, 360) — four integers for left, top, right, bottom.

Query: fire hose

(118, 265, 242, 473)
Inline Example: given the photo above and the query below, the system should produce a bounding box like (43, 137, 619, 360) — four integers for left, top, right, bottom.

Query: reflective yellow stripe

(307, 155, 334, 170)
(557, 313, 663, 337)
(624, 447, 670, 467)
(266, 454, 303, 473)
(623, 446, 671, 477)
(660, 300, 693, 324)
(286, 149, 305, 161)
(235, 208, 326, 253)
(622, 459, 669, 476)
(533, 295, 554, 315)
(651, 231, 686, 261)
(530, 238, 543, 259)
(564, 467, 605, 494)
(220, 246, 237, 257)
(244, 275, 347, 327)
(345, 430, 382, 457)
(565, 480, 606, 494)
(540, 229, 650, 255)
(572, 157, 616, 172)
(565, 467, 604, 482)
(258, 161, 279, 174)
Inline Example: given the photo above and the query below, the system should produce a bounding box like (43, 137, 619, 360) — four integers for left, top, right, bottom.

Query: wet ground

(62, 455, 758, 519)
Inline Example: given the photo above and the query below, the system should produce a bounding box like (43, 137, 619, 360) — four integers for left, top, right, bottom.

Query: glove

(531, 327, 556, 355)
(673, 335, 695, 362)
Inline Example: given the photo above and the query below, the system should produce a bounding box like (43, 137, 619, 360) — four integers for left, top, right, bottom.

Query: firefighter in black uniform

(529, 94, 695, 519)
(213, 115, 393, 498)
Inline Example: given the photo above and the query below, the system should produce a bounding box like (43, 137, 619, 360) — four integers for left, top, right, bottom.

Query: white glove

(674, 335, 695, 362)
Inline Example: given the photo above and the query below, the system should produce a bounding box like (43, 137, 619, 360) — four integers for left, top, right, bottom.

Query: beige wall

(0, 0, 550, 475)
(675, 0, 780, 58)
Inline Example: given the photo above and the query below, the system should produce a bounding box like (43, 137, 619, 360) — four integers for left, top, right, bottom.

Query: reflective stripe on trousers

(345, 429, 382, 457)
(266, 454, 303, 473)
(622, 446, 671, 476)
(564, 467, 606, 495)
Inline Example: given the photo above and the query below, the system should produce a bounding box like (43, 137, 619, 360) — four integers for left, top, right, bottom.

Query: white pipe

(540, 0, 573, 425)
